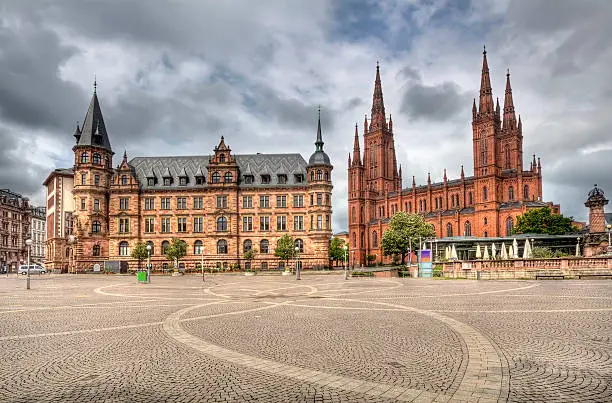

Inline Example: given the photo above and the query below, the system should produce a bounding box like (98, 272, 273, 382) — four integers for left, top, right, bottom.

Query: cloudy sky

(1, 0, 611, 230)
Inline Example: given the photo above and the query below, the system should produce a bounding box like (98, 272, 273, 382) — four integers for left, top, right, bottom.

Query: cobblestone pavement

(0, 273, 610, 402)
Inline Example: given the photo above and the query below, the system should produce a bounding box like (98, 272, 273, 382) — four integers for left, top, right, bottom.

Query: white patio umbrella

(451, 244, 458, 260)
(483, 245, 490, 260)
(522, 239, 531, 259)
(475, 244, 482, 259)
(508, 244, 514, 259)
(500, 242, 508, 259)
(445, 246, 450, 260)
(575, 242, 580, 257)
(513, 238, 519, 258)
(491, 243, 497, 259)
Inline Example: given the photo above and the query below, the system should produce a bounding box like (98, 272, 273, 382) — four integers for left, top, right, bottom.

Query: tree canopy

(274, 234, 296, 266)
(329, 237, 348, 266)
(381, 212, 435, 264)
(131, 241, 149, 270)
(165, 237, 187, 269)
(513, 207, 576, 235)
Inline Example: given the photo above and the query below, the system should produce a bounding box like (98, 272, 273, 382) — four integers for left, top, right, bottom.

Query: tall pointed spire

(460, 165, 465, 179)
(478, 46, 494, 115)
(412, 175, 416, 188)
(77, 81, 112, 153)
(369, 62, 387, 131)
(352, 123, 361, 166)
(472, 98, 477, 119)
(315, 106, 324, 152)
(503, 69, 517, 131)
(308, 107, 330, 166)
(495, 97, 501, 120)
(518, 114, 522, 131)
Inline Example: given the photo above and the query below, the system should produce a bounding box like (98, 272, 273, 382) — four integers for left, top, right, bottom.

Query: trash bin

(477, 270, 482, 280)
(137, 271, 147, 283)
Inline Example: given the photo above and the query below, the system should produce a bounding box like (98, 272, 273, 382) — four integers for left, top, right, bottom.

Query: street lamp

(25, 238, 32, 290)
(146, 243, 152, 284)
(294, 246, 300, 280)
(343, 245, 348, 280)
(68, 235, 76, 274)
(351, 250, 355, 271)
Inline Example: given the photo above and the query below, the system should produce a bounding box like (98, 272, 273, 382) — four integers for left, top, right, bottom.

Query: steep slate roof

(77, 90, 112, 152)
(129, 153, 308, 190)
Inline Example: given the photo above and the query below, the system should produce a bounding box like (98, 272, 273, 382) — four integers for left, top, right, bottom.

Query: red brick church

(348, 49, 560, 266)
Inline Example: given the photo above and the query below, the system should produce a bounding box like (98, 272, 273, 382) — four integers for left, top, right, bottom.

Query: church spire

(369, 62, 387, 131)
(478, 46, 494, 115)
(352, 123, 361, 166)
(76, 82, 113, 153)
(315, 106, 324, 152)
(503, 69, 517, 131)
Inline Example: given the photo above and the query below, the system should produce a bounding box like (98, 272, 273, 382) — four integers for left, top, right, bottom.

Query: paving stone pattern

(0, 274, 610, 402)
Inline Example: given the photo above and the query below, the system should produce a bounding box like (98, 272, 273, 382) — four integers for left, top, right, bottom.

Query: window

(92, 220, 101, 233)
(468, 192, 473, 205)
(242, 196, 253, 208)
(194, 240, 204, 255)
(161, 197, 170, 209)
(163, 177, 172, 186)
(293, 195, 304, 207)
(147, 178, 155, 186)
(484, 231, 488, 238)
(244, 239, 252, 253)
(217, 239, 228, 254)
(324, 171, 329, 181)
(146, 241, 154, 255)
(523, 185, 529, 200)
(119, 198, 129, 210)
(316, 170, 322, 180)
(276, 215, 287, 231)
(261, 174, 271, 184)
(372, 231, 378, 248)
(260, 195, 270, 208)
(326, 215, 330, 229)
(224, 172, 233, 183)
(446, 223, 453, 237)
(81, 198, 86, 210)
(93, 153, 101, 164)
(177, 217, 187, 232)
(119, 241, 129, 256)
(316, 193, 322, 206)
(260, 239, 269, 254)
(260, 216, 270, 231)
(161, 217, 171, 233)
(119, 218, 129, 233)
(195, 176, 205, 185)
(193, 217, 203, 233)
(95, 175, 100, 186)
(94, 199, 100, 212)
(243, 216, 253, 231)
(464, 221, 472, 236)
(81, 173, 87, 185)
(93, 244, 100, 256)
(310, 194, 314, 206)
(295, 239, 304, 253)
(193, 196, 203, 209)
(294, 215, 304, 231)
(177, 197, 187, 209)
(144, 198, 154, 210)
(277, 174, 287, 184)
(161, 241, 170, 255)
(484, 217, 488, 225)
(81, 152, 89, 163)
(217, 216, 227, 231)
(505, 146, 511, 169)
(244, 175, 254, 184)
(310, 171, 315, 181)
(121, 175, 127, 185)
(179, 176, 188, 186)
(276, 195, 287, 208)
(217, 196, 227, 209)
(506, 217, 514, 236)
(294, 174, 304, 183)
(212, 172, 220, 183)
(317, 215, 322, 230)
(145, 218, 154, 233)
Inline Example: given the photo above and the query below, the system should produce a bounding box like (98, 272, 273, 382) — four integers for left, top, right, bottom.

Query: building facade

(30, 206, 46, 265)
(0, 189, 31, 272)
(348, 50, 560, 266)
(43, 169, 75, 272)
(44, 88, 333, 272)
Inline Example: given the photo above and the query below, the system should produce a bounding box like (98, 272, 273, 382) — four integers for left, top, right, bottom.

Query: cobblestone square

(0, 274, 610, 402)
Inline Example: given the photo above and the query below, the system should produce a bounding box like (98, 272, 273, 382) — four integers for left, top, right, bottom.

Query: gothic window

(161, 241, 169, 255)
(324, 171, 329, 181)
(93, 244, 100, 256)
(468, 192, 473, 205)
(483, 186, 488, 201)
(424, 200, 427, 211)
(224, 172, 233, 183)
(360, 207, 364, 222)
(295, 239, 304, 253)
(523, 185, 529, 200)
(121, 175, 128, 185)
(260, 239, 269, 254)
(509, 186, 514, 201)
(81, 152, 89, 164)
(352, 232, 356, 246)
(212, 172, 220, 183)
(506, 217, 514, 236)
(119, 241, 129, 256)
(310, 171, 315, 181)
(484, 217, 488, 225)
(217, 239, 228, 254)
(216, 217, 228, 232)
(446, 223, 453, 237)
(464, 221, 472, 236)
(352, 207, 356, 223)
(243, 239, 252, 253)
(480, 141, 487, 166)
(219, 154, 225, 162)
(146, 241, 154, 255)
(435, 198, 439, 210)
(455, 195, 460, 207)
(194, 240, 204, 255)
(361, 232, 365, 249)
(93, 153, 101, 165)
(92, 220, 101, 233)
(316, 170, 322, 180)
(505, 146, 511, 169)
(372, 231, 378, 248)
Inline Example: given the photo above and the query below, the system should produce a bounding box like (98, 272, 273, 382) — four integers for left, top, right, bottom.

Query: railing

(441, 256, 612, 273)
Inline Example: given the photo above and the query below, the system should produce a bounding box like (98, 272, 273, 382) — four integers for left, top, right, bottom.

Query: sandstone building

(0, 189, 31, 272)
(30, 206, 46, 265)
(348, 50, 561, 266)
(44, 87, 333, 272)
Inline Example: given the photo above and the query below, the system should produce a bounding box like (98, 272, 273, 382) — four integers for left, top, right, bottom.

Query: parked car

(18, 264, 46, 275)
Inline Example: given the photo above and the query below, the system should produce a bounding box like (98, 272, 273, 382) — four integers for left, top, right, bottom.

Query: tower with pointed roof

(71, 82, 114, 270)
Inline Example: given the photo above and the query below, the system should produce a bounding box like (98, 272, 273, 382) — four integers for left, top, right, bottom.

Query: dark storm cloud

(399, 66, 470, 122)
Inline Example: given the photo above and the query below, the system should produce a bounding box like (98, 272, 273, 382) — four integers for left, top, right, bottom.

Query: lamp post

(343, 245, 348, 280)
(351, 250, 355, 271)
(25, 239, 32, 290)
(68, 235, 76, 274)
(201, 248, 205, 282)
(294, 246, 300, 280)
(146, 243, 152, 284)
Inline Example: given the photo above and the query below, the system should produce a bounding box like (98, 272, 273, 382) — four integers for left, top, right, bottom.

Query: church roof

(76, 89, 112, 152)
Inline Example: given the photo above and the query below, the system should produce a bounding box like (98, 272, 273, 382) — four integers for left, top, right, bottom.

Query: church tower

(71, 82, 114, 271)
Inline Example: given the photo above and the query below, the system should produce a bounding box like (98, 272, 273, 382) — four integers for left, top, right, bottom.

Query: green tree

(513, 207, 577, 235)
(274, 234, 296, 269)
(165, 237, 187, 273)
(130, 241, 149, 271)
(244, 248, 257, 271)
(381, 212, 435, 265)
(329, 237, 348, 267)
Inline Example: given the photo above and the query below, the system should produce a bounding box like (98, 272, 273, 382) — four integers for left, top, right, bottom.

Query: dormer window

(147, 178, 155, 186)
(93, 134, 103, 145)
(277, 174, 287, 184)
(261, 174, 271, 184)
(224, 172, 233, 183)
(294, 174, 304, 183)
(163, 178, 172, 186)
(219, 154, 226, 163)
(179, 177, 187, 186)
(121, 175, 128, 185)
(195, 176, 205, 185)
(212, 172, 220, 183)
(244, 175, 254, 184)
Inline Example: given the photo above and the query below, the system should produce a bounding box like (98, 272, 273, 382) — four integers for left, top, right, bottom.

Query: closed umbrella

(445, 246, 450, 260)
(475, 244, 482, 259)
(451, 244, 458, 260)
(575, 242, 580, 257)
(513, 238, 519, 258)
(491, 243, 497, 259)
(483, 245, 490, 260)
(522, 239, 531, 259)
(508, 244, 514, 259)
(501, 242, 508, 259)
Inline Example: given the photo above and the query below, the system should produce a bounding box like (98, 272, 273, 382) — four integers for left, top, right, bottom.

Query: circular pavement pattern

(0, 274, 610, 402)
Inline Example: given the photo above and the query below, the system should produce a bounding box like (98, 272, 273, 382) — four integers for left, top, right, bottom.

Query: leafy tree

(130, 241, 149, 271)
(381, 212, 435, 265)
(244, 248, 257, 271)
(165, 237, 187, 272)
(513, 207, 577, 235)
(329, 237, 348, 267)
(274, 234, 296, 269)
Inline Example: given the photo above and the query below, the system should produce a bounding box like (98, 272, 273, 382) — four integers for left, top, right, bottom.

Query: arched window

(161, 241, 169, 255)
(352, 207, 356, 223)
(324, 171, 329, 181)
(310, 171, 315, 181)
(505, 146, 511, 169)
(484, 217, 488, 225)
(81, 152, 89, 163)
(105, 156, 110, 167)
(464, 221, 472, 236)
(295, 239, 304, 253)
(361, 232, 365, 249)
(217, 239, 228, 254)
(224, 172, 233, 183)
(316, 170, 322, 180)
(146, 241, 154, 255)
(92, 220, 101, 233)
(212, 172, 220, 183)
(219, 154, 225, 162)
(260, 239, 269, 254)
(483, 186, 488, 201)
(352, 232, 356, 246)
(508, 186, 514, 201)
(216, 216, 227, 231)
(243, 239, 252, 253)
(468, 192, 473, 205)
(121, 175, 128, 185)
(360, 207, 364, 222)
(119, 241, 129, 256)
(523, 185, 529, 200)
(506, 217, 514, 236)
(446, 223, 453, 237)
(93, 153, 101, 165)
(92, 244, 100, 256)
(372, 231, 378, 248)
(194, 240, 204, 255)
